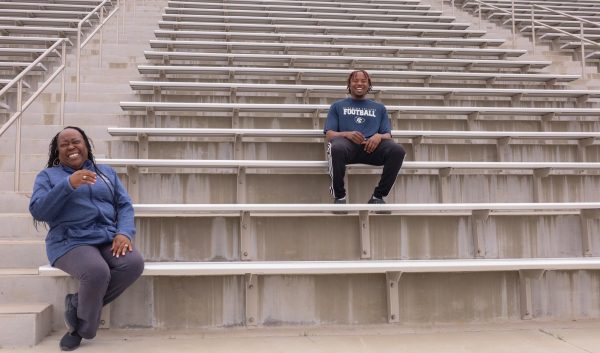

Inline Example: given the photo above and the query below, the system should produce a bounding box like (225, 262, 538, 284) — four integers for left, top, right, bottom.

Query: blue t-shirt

(324, 98, 392, 138)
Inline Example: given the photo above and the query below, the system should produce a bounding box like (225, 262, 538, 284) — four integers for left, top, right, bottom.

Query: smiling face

(348, 71, 370, 100)
(57, 128, 89, 170)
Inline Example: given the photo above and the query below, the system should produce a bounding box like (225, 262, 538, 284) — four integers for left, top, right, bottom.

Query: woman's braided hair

(35, 126, 118, 227)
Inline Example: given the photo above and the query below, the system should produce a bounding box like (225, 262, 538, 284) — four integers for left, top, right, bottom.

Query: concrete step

(23, 101, 125, 115)
(0, 303, 52, 347)
(0, 192, 30, 212)
(0, 214, 45, 239)
(0, 239, 47, 268)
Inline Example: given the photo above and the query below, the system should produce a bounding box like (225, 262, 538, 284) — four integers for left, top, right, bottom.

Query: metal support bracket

(496, 136, 511, 162)
(245, 273, 258, 326)
(237, 167, 247, 204)
(577, 137, 595, 162)
(312, 109, 321, 130)
(137, 133, 149, 159)
(576, 94, 590, 106)
(145, 110, 156, 128)
(580, 209, 600, 256)
(518, 269, 545, 320)
(471, 209, 490, 258)
(240, 211, 253, 260)
(386, 271, 403, 323)
(411, 136, 423, 161)
(532, 168, 551, 203)
(437, 168, 452, 203)
(359, 211, 371, 259)
(511, 93, 523, 105)
(126, 165, 139, 203)
(232, 108, 240, 129)
(233, 134, 243, 160)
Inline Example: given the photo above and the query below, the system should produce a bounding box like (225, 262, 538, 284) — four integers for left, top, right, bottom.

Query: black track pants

(327, 137, 406, 200)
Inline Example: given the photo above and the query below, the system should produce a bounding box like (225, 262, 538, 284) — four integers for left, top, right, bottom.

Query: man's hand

(362, 134, 382, 153)
(344, 131, 365, 144)
(112, 234, 133, 258)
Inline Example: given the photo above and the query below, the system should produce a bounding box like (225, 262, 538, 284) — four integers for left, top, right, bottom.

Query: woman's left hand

(112, 234, 133, 258)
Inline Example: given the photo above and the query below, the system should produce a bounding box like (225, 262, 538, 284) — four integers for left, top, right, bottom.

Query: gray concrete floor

(5, 320, 600, 353)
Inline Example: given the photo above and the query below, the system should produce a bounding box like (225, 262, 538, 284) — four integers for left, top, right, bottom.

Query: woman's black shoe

(64, 294, 78, 333)
(60, 331, 82, 351)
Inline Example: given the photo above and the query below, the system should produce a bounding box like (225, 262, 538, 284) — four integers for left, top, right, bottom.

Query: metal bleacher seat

(0, 25, 79, 37)
(143, 50, 548, 72)
(0, 61, 47, 71)
(137, 65, 578, 86)
(158, 16, 471, 30)
(164, 5, 446, 18)
(0, 35, 73, 46)
(153, 29, 505, 47)
(167, 0, 434, 11)
(148, 39, 527, 58)
(0, 16, 93, 28)
(106, 126, 600, 162)
(0, 48, 61, 59)
(0, 8, 98, 19)
(0, 1, 99, 12)
(39, 255, 600, 322)
(127, 81, 600, 104)
(157, 20, 488, 37)
(119, 102, 600, 122)
(160, 11, 458, 24)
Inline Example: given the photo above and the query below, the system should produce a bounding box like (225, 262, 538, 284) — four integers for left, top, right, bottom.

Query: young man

(324, 70, 406, 206)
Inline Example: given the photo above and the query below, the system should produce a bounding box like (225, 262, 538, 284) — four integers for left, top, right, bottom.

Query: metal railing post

(60, 40, 66, 126)
(14, 79, 23, 191)
(77, 22, 82, 101)
(99, 8, 105, 68)
(531, 5, 536, 54)
(511, 0, 516, 48)
(581, 23, 586, 78)
(478, 2, 482, 29)
(451, 0, 455, 17)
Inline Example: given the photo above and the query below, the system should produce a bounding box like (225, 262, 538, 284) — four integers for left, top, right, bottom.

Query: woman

(29, 126, 144, 351)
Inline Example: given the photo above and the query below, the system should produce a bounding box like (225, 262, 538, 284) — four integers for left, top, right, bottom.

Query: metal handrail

(76, 0, 120, 100)
(471, 0, 518, 46)
(531, 4, 600, 77)
(466, 0, 600, 77)
(0, 39, 68, 191)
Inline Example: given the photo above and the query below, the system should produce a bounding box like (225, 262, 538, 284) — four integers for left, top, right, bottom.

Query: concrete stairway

(0, 0, 167, 347)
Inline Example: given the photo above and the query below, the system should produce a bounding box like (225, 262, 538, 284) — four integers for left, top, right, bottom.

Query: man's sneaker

(367, 196, 391, 214)
(333, 198, 347, 215)
(59, 331, 82, 351)
(64, 294, 78, 333)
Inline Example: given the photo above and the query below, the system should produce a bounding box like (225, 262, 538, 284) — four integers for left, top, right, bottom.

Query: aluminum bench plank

(153, 29, 505, 46)
(136, 65, 578, 83)
(128, 81, 600, 99)
(144, 51, 545, 69)
(38, 257, 600, 276)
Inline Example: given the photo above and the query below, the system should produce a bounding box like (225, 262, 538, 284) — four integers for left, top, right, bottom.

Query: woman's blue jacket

(29, 160, 136, 265)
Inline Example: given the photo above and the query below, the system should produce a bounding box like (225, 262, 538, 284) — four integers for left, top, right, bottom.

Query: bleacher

(3, 0, 600, 349)
(106, 0, 600, 329)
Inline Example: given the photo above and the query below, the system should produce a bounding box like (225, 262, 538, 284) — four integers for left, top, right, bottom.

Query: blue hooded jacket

(29, 160, 136, 265)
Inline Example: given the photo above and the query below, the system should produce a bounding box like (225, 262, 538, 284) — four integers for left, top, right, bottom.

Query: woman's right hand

(69, 170, 97, 189)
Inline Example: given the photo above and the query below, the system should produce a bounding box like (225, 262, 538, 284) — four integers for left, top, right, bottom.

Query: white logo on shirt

(354, 116, 366, 124)
(343, 107, 376, 117)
